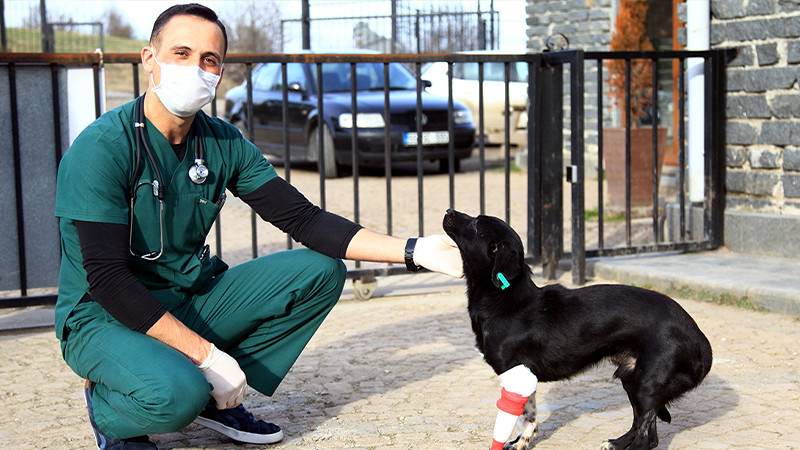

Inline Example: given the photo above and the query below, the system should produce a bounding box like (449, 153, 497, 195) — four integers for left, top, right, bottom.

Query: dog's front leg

(506, 394, 538, 449)
(490, 366, 538, 450)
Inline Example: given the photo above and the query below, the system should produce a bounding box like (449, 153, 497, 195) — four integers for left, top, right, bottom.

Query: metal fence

(281, 5, 499, 54)
(0, 49, 727, 309)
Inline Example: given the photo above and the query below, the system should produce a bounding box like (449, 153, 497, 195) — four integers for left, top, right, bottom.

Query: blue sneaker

(84, 380, 157, 449)
(194, 399, 284, 444)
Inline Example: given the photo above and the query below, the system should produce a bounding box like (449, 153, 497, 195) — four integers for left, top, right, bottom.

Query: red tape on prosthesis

(496, 387, 529, 415)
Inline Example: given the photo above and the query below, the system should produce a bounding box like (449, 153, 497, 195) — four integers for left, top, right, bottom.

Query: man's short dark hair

(150, 3, 228, 57)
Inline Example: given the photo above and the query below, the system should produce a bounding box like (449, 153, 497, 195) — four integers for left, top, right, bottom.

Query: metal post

(40, 0, 54, 52)
(1, 0, 8, 52)
(301, 0, 310, 50)
(489, 0, 495, 50)
(531, 56, 564, 280)
(569, 51, 586, 285)
(415, 10, 420, 54)
(391, 0, 397, 54)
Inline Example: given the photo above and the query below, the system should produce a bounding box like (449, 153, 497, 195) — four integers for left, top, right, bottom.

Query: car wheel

(438, 157, 462, 174)
(309, 124, 339, 178)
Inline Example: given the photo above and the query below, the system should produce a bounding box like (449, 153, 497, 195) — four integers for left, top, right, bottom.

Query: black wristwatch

(405, 238, 422, 272)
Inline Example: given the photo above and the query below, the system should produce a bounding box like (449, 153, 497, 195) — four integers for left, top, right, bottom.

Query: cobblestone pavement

(2, 272, 799, 449)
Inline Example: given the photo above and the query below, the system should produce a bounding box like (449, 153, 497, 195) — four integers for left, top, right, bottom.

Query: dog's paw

(600, 440, 618, 450)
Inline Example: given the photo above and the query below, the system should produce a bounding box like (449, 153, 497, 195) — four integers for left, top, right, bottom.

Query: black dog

(442, 209, 712, 450)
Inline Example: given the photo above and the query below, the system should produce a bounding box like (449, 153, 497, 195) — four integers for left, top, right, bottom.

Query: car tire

(309, 124, 339, 179)
(438, 157, 462, 174)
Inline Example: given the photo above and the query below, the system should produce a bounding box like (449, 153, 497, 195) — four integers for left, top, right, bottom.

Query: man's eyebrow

(168, 44, 192, 54)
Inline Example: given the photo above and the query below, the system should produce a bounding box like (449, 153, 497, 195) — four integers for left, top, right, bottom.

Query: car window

(252, 63, 280, 91)
(453, 62, 507, 82)
(514, 61, 529, 83)
(309, 62, 417, 92)
(273, 63, 307, 91)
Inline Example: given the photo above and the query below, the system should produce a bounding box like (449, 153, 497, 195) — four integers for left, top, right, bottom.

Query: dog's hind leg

(504, 395, 538, 450)
(628, 409, 658, 450)
(601, 376, 640, 450)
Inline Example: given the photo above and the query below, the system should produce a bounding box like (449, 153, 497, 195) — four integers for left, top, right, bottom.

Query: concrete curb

(586, 251, 800, 316)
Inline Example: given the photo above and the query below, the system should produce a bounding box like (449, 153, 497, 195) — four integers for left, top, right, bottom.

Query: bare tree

(104, 8, 134, 38)
(221, 1, 283, 82)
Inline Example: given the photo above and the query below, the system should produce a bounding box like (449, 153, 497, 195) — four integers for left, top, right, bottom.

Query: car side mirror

(422, 79, 432, 88)
(288, 82, 305, 93)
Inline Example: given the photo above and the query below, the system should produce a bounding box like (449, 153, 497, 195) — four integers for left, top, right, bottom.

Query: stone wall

(678, 0, 800, 214)
(525, 0, 614, 167)
(527, 0, 800, 217)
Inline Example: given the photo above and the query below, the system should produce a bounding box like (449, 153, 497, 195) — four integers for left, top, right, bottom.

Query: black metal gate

(528, 49, 727, 285)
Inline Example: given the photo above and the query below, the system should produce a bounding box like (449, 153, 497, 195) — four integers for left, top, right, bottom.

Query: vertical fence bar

(245, 63, 258, 259)
(707, 51, 726, 248)
(624, 58, 632, 246)
(678, 57, 687, 240)
(92, 62, 102, 118)
(596, 58, 605, 250)
(504, 60, 511, 224)
(284, 62, 293, 249)
(478, 61, 486, 215)
(350, 62, 361, 268)
(651, 57, 659, 242)
(50, 64, 62, 170)
(9, 63, 28, 297)
(447, 60, 455, 209)
(132, 63, 140, 97)
(316, 62, 327, 211)
(383, 62, 393, 237)
(526, 58, 539, 263)
(415, 61, 424, 235)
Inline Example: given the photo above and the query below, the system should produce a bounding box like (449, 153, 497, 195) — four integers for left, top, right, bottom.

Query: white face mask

(151, 51, 221, 117)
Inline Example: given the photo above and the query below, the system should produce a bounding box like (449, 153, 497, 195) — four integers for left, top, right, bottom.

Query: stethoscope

(129, 93, 210, 260)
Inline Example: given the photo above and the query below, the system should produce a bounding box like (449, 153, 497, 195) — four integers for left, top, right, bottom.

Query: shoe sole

(193, 416, 284, 444)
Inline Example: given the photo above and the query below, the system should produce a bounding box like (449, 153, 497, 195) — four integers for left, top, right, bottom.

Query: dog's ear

(491, 241, 521, 289)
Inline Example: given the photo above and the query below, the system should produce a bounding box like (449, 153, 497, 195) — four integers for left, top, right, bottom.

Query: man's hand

(198, 343, 247, 409)
(414, 234, 464, 278)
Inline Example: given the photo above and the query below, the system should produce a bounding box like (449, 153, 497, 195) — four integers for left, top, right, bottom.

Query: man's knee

(301, 249, 347, 292)
(139, 369, 210, 434)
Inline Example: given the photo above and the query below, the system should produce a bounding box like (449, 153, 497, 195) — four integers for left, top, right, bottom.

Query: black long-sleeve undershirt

(77, 176, 362, 334)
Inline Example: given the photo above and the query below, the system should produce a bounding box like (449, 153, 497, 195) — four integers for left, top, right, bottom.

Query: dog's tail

(657, 406, 672, 423)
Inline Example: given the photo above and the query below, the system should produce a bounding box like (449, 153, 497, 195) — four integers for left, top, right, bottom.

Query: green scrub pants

(61, 249, 346, 440)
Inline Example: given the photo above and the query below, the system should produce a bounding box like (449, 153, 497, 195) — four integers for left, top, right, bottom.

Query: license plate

(403, 131, 450, 146)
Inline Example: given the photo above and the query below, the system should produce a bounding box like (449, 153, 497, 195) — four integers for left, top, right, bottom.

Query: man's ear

(491, 241, 520, 289)
(141, 46, 156, 75)
(216, 65, 225, 89)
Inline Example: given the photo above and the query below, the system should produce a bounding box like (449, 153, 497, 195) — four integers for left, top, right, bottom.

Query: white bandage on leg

(491, 365, 539, 450)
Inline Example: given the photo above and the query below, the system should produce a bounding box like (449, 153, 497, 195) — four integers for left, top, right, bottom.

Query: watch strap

(404, 238, 422, 272)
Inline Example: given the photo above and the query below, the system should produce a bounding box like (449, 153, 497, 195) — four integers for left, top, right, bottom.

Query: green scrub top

(54, 97, 277, 339)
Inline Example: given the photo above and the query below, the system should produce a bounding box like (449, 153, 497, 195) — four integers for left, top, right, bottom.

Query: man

(55, 4, 462, 449)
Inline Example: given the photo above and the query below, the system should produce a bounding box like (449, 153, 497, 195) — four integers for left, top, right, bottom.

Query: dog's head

(443, 209, 527, 290)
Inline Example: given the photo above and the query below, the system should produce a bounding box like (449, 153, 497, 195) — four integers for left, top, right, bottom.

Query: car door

(248, 63, 282, 154)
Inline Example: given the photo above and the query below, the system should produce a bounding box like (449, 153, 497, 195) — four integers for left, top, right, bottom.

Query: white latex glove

(413, 234, 464, 278)
(198, 343, 247, 409)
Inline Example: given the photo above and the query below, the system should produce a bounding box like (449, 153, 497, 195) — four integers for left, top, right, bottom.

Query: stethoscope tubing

(129, 93, 209, 260)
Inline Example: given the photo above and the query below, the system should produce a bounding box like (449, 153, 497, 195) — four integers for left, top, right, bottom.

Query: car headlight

(453, 109, 473, 125)
(339, 113, 385, 128)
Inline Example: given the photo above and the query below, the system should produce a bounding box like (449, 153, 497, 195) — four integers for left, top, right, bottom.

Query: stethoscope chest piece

(189, 159, 208, 184)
